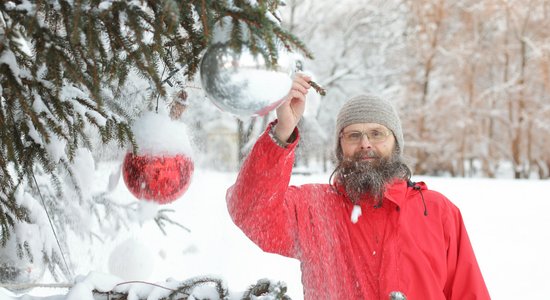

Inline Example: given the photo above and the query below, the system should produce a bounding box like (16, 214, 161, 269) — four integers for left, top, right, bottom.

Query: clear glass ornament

(200, 42, 294, 117)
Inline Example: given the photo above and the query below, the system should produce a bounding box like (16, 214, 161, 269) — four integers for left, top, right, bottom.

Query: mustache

(342, 150, 382, 172)
(352, 150, 380, 160)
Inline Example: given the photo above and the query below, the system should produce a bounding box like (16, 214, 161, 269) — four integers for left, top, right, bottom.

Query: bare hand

(274, 73, 311, 142)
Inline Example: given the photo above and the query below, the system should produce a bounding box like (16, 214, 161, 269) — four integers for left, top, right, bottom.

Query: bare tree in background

(277, 0, 550, 178)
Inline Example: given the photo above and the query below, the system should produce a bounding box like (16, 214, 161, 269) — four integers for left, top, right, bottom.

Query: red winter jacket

(227, 124, 490, 300)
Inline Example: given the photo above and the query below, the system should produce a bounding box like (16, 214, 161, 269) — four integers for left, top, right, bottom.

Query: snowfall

(1, 113, 549, 299)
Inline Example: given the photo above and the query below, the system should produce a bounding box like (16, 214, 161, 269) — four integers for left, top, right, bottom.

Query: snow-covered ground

(2, 165, 550, 299)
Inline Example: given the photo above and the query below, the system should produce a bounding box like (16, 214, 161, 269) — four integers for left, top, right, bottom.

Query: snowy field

(2, 165, 550, 299)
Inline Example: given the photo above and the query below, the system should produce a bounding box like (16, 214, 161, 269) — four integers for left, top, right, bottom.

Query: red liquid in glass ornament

(122, 153, 194, 204)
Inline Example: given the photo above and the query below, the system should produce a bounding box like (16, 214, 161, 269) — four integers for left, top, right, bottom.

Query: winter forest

(286, 0, 550, 179)
(1, 0, 550, 299)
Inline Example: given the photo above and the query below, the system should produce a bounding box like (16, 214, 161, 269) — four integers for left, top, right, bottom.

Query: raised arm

(226, 74, 311, 258)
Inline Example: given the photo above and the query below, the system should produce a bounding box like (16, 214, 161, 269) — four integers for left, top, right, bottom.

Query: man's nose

(359, 134, 373, 149)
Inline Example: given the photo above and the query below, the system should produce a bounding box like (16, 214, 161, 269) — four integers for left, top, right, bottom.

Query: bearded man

(226, 74, 490, 300)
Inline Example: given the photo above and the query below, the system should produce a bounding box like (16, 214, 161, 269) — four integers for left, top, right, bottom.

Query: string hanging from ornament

(32, 173, 72, 280)
(154, 64, 188, 114)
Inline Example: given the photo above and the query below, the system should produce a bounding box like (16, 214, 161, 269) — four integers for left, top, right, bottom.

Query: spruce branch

(154, 208, 191, 235)
(0, 277, 292, 300)
(242, 278, 292, 300)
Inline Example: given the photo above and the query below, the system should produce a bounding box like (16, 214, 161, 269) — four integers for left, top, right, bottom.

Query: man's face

(338, 123, 401, 204)
(340, 123, 396, 160)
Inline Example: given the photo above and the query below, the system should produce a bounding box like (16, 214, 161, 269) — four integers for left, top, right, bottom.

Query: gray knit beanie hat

(335, 95, 404, 160)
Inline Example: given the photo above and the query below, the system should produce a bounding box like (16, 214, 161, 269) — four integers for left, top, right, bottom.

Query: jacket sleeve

(444, 203, 491, 299)
(226, 122, 300, 258)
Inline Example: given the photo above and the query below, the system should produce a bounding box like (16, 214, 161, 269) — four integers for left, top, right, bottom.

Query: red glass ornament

(122, 153, 194, 204)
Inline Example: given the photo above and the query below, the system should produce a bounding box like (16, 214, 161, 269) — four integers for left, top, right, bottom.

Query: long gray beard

(338, 149, 408, 205)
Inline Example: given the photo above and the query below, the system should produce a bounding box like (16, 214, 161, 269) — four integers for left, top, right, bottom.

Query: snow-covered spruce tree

(0, 0, 309, 288)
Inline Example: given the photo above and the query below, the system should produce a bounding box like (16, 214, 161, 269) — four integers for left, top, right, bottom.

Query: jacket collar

(383, 179, 408, 207)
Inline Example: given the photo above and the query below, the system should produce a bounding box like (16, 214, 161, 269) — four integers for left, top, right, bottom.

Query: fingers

(293, 73, 311, 91)
(288, 88, 306, 103)
(295, 72, 312, 82)
(297, 73, 312, 86)
(291, 81, 308, 95)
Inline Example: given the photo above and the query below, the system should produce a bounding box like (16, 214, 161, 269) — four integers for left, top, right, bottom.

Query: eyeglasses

(340, 129, 391, 144)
